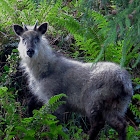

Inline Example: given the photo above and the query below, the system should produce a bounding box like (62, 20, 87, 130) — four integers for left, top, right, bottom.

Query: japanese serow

(13, 21, 133, 140)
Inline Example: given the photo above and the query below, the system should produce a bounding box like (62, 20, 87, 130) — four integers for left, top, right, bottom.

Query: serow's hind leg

(106, 114, 127, 140)
(88, 114, 105, 140)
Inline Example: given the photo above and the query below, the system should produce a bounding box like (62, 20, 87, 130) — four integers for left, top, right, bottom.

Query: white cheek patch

(18, 40, 39, 59)
(18, 42, 27, 58)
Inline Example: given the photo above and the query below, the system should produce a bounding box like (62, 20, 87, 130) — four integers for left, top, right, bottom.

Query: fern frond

(49, 94, 67, 106)
(129, 103, 140, 119)
(48, 94, 67, 113)
(50, 101, 66, 113)
(132, 53, 140, 68)
(133, 94, 140, 101)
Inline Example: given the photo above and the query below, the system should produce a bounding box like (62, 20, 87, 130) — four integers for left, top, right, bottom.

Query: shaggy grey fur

(13, 22, 133, 140)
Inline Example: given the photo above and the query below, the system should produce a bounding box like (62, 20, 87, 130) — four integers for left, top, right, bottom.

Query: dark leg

(28, 96, 43, 117)
(53, 104, 67, 123)
(88, 114, 105, 140)
(106, 114, 127, 140)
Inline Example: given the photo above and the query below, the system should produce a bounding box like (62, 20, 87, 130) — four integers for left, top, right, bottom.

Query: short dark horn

(34, 20, 38, 31)
(22, 22, 28, 31)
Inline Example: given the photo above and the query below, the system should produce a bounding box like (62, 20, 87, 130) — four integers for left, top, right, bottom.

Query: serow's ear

(37, 23, 48, 35)
(13, 24, 24, 36)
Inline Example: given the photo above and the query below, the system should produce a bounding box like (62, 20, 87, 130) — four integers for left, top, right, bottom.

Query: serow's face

(13, 21, 48, 59)
(20, 31, 40, 58)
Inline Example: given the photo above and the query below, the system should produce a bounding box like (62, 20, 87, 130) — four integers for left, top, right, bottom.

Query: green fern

(48, 94, 67, 112)
(0, 0, 139, 68)
(49, 93, 67, 105)
(0, 87, 68, 139)
(104, 0, 140, 67)
(129, 94, 140, 119)
(133, 94, 140, 100)
(129, 103, 140, 119)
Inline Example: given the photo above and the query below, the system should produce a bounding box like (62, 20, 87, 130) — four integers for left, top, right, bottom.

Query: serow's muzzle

(27, 48, 34, 58)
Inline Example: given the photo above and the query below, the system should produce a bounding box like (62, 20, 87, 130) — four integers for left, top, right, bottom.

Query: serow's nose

(27, 49, 34, 58)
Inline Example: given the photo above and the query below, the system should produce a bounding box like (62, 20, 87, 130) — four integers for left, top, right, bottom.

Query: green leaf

(0, 87, 8, 94)
(125, 17, 131, 28)
(132, 53, 140, 68)
(12, 49, 18, 52)
(27, 129, 35, 136)
(23, 136, 35, 140)
(47, 114, 57, 119)
(15, 126, 27, 133)
(21, 117, 34, 124)
(9, 135, 15, 139)
(133, 94, 140, 100)
(4, 65, 9, 72)
(49, 94, 67, 105)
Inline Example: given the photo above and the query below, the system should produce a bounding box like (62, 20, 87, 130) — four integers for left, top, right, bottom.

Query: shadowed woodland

(0, 0, 140, 139)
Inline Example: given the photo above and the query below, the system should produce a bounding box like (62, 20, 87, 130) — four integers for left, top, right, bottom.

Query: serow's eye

(34, 36, 39, 44)
(22, 38, 26, 45)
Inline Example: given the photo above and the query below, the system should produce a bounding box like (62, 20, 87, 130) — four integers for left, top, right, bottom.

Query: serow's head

(13, 21, 48, 58)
